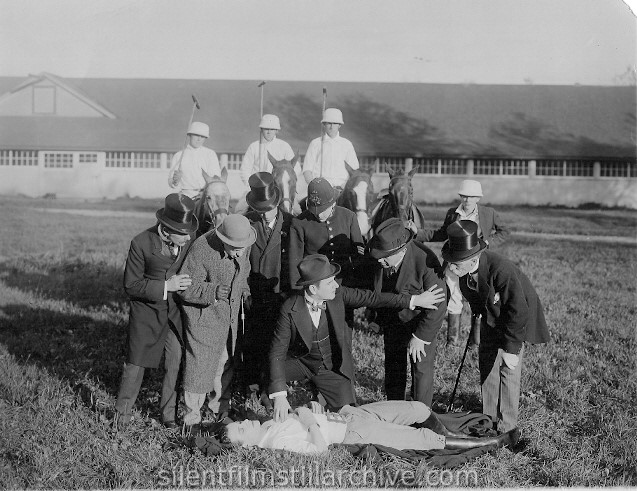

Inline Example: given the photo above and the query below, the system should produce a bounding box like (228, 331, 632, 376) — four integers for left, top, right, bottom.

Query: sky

(1, 0, 635, 85)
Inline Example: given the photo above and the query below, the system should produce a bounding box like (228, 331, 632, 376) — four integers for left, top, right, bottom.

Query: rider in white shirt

(168, 122, 222, 199)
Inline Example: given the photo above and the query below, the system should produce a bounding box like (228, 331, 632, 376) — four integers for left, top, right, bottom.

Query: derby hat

(156, 193, 198, 234)
(368, 218, 414, 259)
(246, 172, 281, 212)
(187, 122, 210, 138)
(307, 178, 336, 215)
(457, 179, 483, 197)
(215, 214, 257, 248)
(441, 220, 487, 263)
(296, 254, 341, 287)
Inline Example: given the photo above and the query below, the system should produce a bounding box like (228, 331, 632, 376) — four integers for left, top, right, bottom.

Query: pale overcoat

(178, 231, 251, 393)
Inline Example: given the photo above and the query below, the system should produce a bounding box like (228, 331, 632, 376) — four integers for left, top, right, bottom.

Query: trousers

(115, 327, 182, 423)
(340, 401, 445, 450)
(479, 327, 525, 433)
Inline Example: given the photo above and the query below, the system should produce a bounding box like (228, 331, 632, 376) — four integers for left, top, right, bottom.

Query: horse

(268, 153, 301, 215)
(336, 164, 377, 238)
(370, 165, 426, 234)
(193, 167, 231, 236)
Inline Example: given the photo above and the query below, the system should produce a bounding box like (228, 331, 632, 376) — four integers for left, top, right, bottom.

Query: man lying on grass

(215, 400, 519, 454)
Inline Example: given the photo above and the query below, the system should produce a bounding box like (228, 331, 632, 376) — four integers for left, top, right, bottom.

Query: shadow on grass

(0, 304, 167, 421)
(0, 258, 127, 310)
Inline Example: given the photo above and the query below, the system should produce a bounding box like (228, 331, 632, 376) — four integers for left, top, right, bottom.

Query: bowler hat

(441, 220, 487, 263)
(246, 172, 281, 212)
(368, 218, 413, 259)
(457, 180, 483, 197)
(307, 178, 336, 215)
(296, 254, 341, 287)
(156, 193, 198, 234)
(215, 214, 257, 248)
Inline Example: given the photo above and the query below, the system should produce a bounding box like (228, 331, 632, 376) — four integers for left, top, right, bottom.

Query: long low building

(0, 72, 635, 207)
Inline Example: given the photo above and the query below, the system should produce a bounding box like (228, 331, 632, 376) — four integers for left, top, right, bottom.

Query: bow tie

(466, 274, 478, 289)
(384, 266, 398, 277)
(306, 300, 326, 312)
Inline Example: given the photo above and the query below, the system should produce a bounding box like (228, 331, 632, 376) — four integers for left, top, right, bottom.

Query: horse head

(337, 164, 376, 236)
(268, 153, 298, 214)
(387, 164, 418, 223)
(195, 167, 231, 235)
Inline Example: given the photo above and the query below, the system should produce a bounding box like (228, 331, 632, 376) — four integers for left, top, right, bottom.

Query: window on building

(225, 153, 242, 171)
(33, 86, 56, 114)
(599, 161, 632, 178)
(44, 152, 73, 168)
(133, 152, 162, 169)
(474, 159, 529, 176)
(0, 150, 38, 166)
(440, 159, 466, 175)
(412, 158, 439, 174)
(106, 152, 132, 168)
(79, 153, 98, 164)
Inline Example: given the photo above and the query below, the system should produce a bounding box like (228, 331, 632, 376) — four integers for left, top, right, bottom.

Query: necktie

(384, 266, 398, 277)
(467, 274, 477, 290)
(263, 220, 272, 239)
(307, 300, 326, 312)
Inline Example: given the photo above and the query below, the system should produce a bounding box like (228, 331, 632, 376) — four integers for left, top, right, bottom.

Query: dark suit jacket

(245, 209, 293, 299)
(416, 204, 509, 247)
(269, 287, 412, 394)
(289, 206, 364, 289)
(123, 226, 193, 368)
(372, 241, 446, 343)
(459, 250, 550, 354)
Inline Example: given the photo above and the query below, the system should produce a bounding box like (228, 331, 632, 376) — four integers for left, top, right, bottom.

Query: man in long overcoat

(442, 220, 549, 433)
(114, 193, 197, 429)
(243, 172, 293, 401)
(367, 218, 447, 406)
(178, 214, 256, 426)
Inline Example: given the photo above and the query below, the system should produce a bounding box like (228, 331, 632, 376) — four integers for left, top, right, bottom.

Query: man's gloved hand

(215, 285, 231, 301)
(502, 351, 520, 370)
(295, 407, 318, 428)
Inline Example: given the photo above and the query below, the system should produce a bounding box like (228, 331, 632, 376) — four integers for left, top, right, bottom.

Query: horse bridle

(388, 175, 414, 220)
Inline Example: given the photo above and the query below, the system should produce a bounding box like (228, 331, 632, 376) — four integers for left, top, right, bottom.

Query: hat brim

(441, 239, 488, 263)
(156, 209, 198, 234)
(368, 231, 413, 259)
(295, 262, 341, 287)
(216, 225, 257, 248)
(246, 186, 282, 213)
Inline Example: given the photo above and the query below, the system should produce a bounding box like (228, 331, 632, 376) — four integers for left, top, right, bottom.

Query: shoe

(163, 420, 179, 430)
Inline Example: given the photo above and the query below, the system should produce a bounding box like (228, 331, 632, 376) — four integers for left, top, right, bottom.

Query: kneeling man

(268, 254, 445, 422)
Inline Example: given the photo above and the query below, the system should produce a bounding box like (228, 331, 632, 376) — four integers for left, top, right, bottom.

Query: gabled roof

(0, 74, 634, 159)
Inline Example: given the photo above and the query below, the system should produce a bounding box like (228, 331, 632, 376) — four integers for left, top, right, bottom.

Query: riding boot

(446, 313, 461, 347)
(413, 412, 466, 438)
(444, 428, 520, 450)
(469, 314, 481, 347)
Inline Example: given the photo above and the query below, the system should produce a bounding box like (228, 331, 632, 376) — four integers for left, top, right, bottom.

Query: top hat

(156, 193, 198, 234)
(246, 172, 281, 213)
(441, 220, 487, 263)
(368, 218, 413, 259)
(187, 122, 210, 138)
(215, 214, 257, 248)
(457, 180, 483, 197)
(296, 254, 341, 287)
(307, 178, 336, 215)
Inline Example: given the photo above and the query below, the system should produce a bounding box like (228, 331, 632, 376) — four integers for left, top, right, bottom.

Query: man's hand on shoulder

(412, 285, 445, 310)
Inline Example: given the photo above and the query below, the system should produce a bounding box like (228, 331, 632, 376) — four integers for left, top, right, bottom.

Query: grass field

(0, 195, 636, 488)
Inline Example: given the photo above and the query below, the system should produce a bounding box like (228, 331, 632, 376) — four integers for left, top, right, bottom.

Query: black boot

(413, 412, 467, 438)
(444, 428, 520, 450)
(469, 314, 481, 347)
(446, 313, 461, 347)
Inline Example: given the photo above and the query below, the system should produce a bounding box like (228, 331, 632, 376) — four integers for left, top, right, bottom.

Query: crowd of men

(113, 108, 549, 454)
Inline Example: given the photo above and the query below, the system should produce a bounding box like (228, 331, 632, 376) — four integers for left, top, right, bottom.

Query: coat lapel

(477, 253, 490, 308)
(290, 294, 314, 350)
(263, 210, 283, 255)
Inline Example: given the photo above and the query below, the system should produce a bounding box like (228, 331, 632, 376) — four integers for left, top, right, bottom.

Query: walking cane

(173, 95, 201, 179)
(319, 87, 327, 178)
(447, 314, 481, 412)
(257, 81, 266, 170)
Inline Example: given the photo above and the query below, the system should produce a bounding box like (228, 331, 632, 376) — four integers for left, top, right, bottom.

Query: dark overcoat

(269, 287, 412, 394)
(416, 204, 510, 247)
(245, 208, 293, 297)
(123, 226, 193, 368)
(459, 250, 550, 354)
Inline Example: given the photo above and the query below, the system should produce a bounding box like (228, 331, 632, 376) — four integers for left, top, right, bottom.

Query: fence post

(593, 161, 601, 178)
(466, 159, 474, 176)
(405, 157, 413, 172)
(220, 153, 228, 169)
(528, 160, 536, 178)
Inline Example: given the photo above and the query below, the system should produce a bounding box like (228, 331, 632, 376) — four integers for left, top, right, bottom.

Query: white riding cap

(259, 114, 281, 130)
(187, 122, 210, 138)
(321, 108, 344, 125)
(457, 180, 483, 197)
